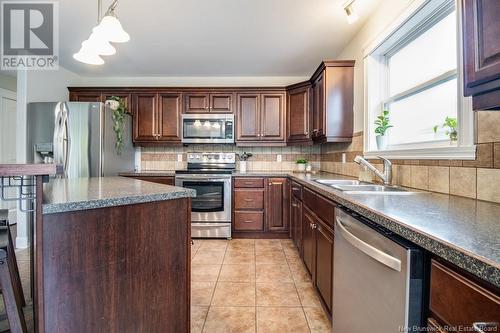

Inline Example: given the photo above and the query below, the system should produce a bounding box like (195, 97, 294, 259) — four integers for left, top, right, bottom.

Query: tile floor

(191, 238, 332, 333)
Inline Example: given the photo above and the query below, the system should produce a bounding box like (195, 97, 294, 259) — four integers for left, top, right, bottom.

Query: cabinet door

(184, 93, 210, 113)
(312, 73, 325, 140)
(69, 92, 103, 102)
(157, 93, 182, 143)
(287, 86, 311, 143)
(237, 94, 261, 141)
(133, 93, 158, 142)
(291, 196, 303, 252)
(315, 219, 333, 313)
(302, 206, 315, 276)
(265, 178, 289, 232)
(210, 93, 234, 113)
(462, 0, 500, 109)
(260, 93, 285, 141)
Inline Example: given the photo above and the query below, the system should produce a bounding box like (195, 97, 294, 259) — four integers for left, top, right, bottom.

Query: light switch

(277, 154, 282, 162)
(342, 153, 346, 163)
(177, 154, 183, 162)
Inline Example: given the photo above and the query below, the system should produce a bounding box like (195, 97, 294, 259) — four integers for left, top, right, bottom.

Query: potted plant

(296, 158, 308, 172)
(238, 152, 253, 173)
(105, 96, 129, 155)
(374, 110, 393, 150)
(433, 116, 458, 142)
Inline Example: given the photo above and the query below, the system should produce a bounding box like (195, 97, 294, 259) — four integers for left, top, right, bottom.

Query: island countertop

(42, 177, 196, 215)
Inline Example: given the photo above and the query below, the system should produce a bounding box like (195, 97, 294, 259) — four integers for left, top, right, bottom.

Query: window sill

(363, 145, 476, 160)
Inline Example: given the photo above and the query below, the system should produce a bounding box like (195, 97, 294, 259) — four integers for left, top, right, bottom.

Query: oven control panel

(187, 152, 236, 164)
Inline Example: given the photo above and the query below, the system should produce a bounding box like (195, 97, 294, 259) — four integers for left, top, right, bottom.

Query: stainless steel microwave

(181, 114, 234, 144)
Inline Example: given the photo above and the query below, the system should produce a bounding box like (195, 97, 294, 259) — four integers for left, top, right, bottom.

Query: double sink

(315, 179, 418, 195)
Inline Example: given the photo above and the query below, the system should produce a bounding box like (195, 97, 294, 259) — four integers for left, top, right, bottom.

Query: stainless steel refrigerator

(26, 102, 135, 177)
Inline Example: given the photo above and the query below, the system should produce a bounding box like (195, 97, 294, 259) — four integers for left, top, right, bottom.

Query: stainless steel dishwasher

(333, 207, 425, 333)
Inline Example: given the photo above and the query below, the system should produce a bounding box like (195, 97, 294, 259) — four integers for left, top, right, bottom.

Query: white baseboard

(15, 236, 28, 249)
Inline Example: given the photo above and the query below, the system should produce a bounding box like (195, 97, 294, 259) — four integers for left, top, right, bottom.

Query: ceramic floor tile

(218, 264, 256, 282)
(284, 251, 303, 265)
(255, 250, 286, 264)
(203, 307, 256, 333)
(303, 307, 331, 333)
(191, 306, 209, 333)
(227, 239, 255, 251)
(255, 240, 283, 252)
(192, 264, 221, 282)
(256, 307, 309, 333)
(256, 264, 293, 283)
(191, 281, 216, 306)
(256, 282, 301, 306)
(198, 240, 229, 252)
(296, 282, 323, 307)
(223, 250, 255, 264)
(288, 262, 312, 283)
(212, 282, 256, 306)
(192, 250, 226, 265)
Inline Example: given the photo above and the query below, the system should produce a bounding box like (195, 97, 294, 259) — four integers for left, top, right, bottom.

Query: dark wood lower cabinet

(315, 219, 333, 312)
(290, 195, 302, 252)
(301, 206, 316, 276)
(265, 178, 289, 233)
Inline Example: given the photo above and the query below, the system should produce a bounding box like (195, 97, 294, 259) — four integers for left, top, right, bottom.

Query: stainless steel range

(175, 152, 235, 239)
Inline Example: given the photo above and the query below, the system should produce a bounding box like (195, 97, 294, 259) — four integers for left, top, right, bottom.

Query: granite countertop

(123, 170, 500, 286)
(43, 177, 196, 215)
(119, 171, 176, 177)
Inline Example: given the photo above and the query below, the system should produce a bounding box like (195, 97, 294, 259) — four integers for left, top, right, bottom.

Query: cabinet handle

(291, 203, 298, 207)
(244, 181, 253, 185)
(305, 131, 309, 135)
(243, 220, 254, 223)
(312, 223, 317, 229)
(244, 198, 253, 202)
(268, 183, 272, 186)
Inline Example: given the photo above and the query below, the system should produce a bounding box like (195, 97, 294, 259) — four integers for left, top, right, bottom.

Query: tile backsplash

(320, 111, 500, 204)
(141, 145, 321, 172)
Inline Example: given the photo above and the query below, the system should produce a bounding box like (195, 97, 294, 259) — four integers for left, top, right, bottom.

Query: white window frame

(363, 0, 475, 160)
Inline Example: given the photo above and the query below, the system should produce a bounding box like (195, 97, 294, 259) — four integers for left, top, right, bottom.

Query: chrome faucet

(354, 155, 392, 185)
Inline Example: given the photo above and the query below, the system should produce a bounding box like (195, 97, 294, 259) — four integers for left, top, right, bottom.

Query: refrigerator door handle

(62, 106, 70, 176)
(336, 216, 402, 272)
(53, 103, 64, 172)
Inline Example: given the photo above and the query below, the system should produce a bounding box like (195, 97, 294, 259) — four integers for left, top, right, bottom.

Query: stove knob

(214, 155, 220, 160)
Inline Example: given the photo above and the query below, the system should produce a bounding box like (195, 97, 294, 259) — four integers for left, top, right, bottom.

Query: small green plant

(374, 110, 393, 136)
(433, 116, 458, 141)
(106, 96, 129, 155)
(296, 158, 308, 164)
(239, 152, 253, 161)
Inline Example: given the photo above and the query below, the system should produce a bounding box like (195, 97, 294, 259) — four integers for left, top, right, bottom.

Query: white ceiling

(59, 0, 380, 77)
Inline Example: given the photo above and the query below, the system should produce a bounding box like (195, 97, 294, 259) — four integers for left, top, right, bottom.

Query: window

(364, 0, 475, 159)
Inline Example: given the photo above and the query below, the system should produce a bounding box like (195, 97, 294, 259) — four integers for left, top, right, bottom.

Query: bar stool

(0, 210, 27, 333)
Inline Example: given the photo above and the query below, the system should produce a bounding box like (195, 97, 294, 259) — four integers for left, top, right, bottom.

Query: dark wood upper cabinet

(185, 92, 234, 113)
(157, 93, 182, 142)
(102, 93, 131, 111)
(462, 0, 500, 110)
(184, 93, 210, 113)
(287, 83, 312, 144)
(237, 93, 260, 141)
(265, 178, 289, 232)
(236, 92, 286, 145)
(310, 61, 354, 142)
(69, 92, 103, 102)
(133, 93, 158, 142)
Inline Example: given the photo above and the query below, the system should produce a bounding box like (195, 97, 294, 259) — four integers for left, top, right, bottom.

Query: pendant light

(73, 0, 129, 65)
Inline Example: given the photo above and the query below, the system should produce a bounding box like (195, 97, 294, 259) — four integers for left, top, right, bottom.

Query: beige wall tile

(477, 111, 500, 143)
(450, 167, 477, 198)
(410, 165, 429, 190)
(428, 166, 450, 194)
(494, 143, 500, 169)
(462, 143, 493, 168)
(477, 168, 500, 203)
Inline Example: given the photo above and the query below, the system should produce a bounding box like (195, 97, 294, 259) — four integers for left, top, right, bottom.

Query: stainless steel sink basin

(332, 184, 418, 195)
(315, 179, 367, 186)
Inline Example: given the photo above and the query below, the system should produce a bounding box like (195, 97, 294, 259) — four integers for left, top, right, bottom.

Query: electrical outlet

(342, 153, 346, 163)
(277, 154, 282, 162)
(177, 154, 183, 162)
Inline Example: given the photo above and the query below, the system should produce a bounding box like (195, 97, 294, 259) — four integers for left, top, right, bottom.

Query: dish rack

(0, 176, 37, 213)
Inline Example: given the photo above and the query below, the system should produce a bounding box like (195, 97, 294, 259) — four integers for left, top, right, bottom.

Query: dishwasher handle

(336, 216, 402, 272)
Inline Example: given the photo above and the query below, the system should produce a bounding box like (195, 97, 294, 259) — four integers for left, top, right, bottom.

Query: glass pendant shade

(73, 46, 105, 65)
(86, 29, 117, 55)
(94, 14, 130, 43)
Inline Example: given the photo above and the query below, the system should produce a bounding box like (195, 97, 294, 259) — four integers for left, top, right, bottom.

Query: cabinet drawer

(430, 260, 500, 331)
(291, 182, 303, 200)
(303, 188, 335, 226)
(234, 189, 264, 210)
(234, 212, 264, 231)
(234, 177, 264, 188)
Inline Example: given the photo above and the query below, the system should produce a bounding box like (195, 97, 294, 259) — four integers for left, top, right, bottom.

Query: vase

(449, 130, 458, 142)
(239, 161, 247, 173)
(376, 135, 388, 150)
(297, 163, 306, 172)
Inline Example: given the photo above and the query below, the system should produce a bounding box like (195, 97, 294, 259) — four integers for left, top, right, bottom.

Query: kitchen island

(37, 177, 195, 333)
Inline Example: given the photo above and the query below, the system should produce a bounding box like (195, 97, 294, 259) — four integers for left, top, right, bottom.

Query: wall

(320, 1, 500, 204)
(0, 73, 16, 92)
(141, 145, 321, 172)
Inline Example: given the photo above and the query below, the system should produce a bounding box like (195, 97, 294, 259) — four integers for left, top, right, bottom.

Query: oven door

(181, 114, 234, 143)
(175, 175, 232, 223)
